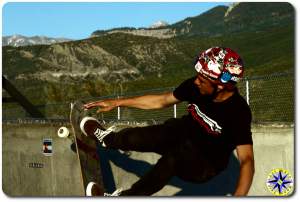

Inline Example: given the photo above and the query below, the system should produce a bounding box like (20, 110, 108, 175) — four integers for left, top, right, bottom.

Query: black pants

(103, 118, 218, 196)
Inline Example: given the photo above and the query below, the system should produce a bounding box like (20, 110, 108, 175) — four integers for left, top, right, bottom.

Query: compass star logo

(266, 168, 293, 196)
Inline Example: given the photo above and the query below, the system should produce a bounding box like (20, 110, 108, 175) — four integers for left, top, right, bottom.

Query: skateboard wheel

(57, 126, 69, 138)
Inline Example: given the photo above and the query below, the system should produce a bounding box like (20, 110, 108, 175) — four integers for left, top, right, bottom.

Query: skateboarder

(81, 47, 255, 196)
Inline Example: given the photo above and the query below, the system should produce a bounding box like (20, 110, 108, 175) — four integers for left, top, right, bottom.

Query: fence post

(246, 79, 250, 105)
(117, 96, 120, 120)
(174, 104, 177, 118)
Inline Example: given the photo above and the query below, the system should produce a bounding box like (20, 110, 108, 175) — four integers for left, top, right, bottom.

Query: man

(80, 47, 255, 196)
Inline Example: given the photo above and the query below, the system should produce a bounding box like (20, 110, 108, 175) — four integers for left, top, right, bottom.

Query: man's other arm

(233, 144, 255, 196)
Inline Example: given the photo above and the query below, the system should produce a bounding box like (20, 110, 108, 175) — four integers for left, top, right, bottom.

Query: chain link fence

(2, 72, 294, 123)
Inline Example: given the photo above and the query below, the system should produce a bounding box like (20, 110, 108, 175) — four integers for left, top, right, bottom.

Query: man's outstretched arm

(234, 144, 255, 196)
(84, 92, 181, 113)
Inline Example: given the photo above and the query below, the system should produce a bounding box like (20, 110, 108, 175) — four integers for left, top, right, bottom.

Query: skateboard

(70, 100, 105, 196)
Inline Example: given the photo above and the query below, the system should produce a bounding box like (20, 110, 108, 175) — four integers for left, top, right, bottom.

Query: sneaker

(86, 182, 103, 196)
(80, 117, 115, 147)
(104, 188, 123, 196)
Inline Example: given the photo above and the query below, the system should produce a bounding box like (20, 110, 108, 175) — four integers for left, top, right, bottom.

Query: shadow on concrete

(98, 146, 240, 196)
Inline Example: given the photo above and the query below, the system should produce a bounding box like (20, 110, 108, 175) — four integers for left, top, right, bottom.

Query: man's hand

(84, 99, 119, 113)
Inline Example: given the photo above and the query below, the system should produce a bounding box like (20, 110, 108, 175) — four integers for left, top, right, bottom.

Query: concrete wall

(2, 123, 84, 196)
(2, 122, 294, 196)
(249, 124, 294, 196)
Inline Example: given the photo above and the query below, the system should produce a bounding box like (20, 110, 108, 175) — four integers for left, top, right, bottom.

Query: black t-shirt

(173, 77, 253, 170)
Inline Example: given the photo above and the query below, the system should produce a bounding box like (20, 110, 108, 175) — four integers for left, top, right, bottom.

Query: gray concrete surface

(2, 122, 84, 196)
(100, 123, 294, 196)
(2, 122, 294, 196)
(249, 124, 294, 196)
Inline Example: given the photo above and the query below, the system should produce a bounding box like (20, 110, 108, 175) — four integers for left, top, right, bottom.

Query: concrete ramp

(2, 122, 84, 196)
(2, 122, 294, 196)
(99, 123, 294, 196)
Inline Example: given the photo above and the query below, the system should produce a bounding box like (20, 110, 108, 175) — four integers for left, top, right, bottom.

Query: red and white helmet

(194, 47, 244, 84)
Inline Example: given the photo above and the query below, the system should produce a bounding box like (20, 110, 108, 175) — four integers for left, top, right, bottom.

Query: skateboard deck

(70, 100, 105, 196)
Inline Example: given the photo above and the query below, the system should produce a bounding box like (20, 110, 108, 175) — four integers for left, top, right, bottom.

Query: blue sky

(2, 2, 230, 40)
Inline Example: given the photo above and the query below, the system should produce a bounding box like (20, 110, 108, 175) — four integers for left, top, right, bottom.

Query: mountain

(91, 26, 175, 39)
(2, 2, 294, 107)
(3, 40, 142, 83)
(170, 2, 293, 36)
(150, 21, 169, 28)
(2, 35, 72, 47)
(91, 2, 294, 38)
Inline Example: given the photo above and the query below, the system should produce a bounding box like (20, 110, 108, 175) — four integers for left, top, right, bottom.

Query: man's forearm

(234, 159, 255, 196)
(117, 93, 176, 110)
(83, 92, 179, 112)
